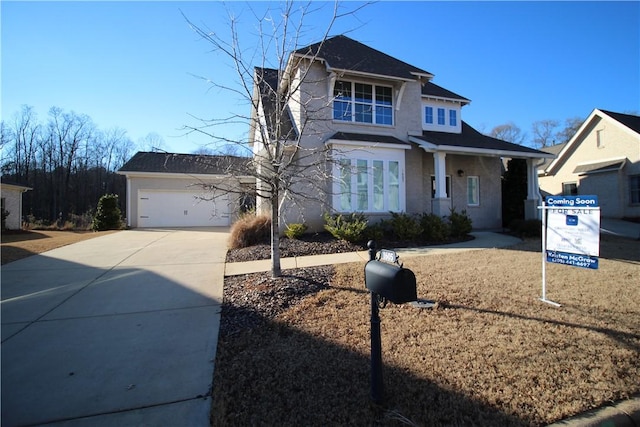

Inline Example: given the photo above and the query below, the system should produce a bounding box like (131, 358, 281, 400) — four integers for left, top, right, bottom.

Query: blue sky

(2, 1, 639, 154)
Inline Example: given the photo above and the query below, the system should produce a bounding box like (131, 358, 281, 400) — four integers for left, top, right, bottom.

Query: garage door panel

(138, 190, 230, 227)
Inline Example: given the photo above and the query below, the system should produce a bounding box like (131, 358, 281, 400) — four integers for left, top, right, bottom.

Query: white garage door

(138, 190, 230, 227)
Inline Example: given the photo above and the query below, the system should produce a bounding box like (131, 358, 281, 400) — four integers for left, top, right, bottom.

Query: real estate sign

(545, 195, 600, 269)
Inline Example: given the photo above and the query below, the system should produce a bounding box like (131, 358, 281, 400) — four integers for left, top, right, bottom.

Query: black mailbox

(365, 260, 417, 304)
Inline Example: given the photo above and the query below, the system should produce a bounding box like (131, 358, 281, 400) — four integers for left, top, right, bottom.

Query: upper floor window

(334, 80, 393, 125)
(425, 106, 433, 124)
(449, 110, 457, 126)
(437, 108, 445, 125)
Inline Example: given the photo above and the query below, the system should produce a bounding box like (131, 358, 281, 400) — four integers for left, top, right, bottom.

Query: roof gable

(294, 35, 433, 81)
(118, 152, 250, 175)
(543, 108, 640, 174)
(599, 109, 640, 135)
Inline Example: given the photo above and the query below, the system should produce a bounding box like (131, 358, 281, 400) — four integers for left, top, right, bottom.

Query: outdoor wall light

(457, 169, 464, 177)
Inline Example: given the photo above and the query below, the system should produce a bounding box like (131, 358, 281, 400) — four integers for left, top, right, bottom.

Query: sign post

(539, 195, 600, 306)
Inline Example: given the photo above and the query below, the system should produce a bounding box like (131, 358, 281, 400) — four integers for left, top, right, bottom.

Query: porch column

(432, 151, 450, 217)
(524, 158, 541, 220)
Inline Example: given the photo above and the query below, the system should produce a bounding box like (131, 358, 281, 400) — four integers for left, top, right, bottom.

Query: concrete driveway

(1, 228, 228, 426)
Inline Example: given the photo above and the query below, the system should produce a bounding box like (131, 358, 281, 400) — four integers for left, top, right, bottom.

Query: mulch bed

(220, 266, 333, 338)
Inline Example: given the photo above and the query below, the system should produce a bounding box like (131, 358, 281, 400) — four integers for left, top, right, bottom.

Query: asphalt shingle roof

(328, 132, 408, 146)
(600, 109, 640, 134)
(119, 152, 250, 175)
(294, 35, 432, 80)
(422, 81, 470, 105)
(573, 159, 626, 175)
(414, 122, 550, 156)
(539, 142, 566, 170)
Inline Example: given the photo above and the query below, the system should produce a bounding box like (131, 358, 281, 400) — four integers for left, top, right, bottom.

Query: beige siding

(539, 112, 640, 218)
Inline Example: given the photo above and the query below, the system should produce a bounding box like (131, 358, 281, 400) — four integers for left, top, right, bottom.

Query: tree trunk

(270, 191, 281, 278)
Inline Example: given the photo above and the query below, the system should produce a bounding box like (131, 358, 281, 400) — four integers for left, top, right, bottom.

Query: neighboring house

(538, 109, 640, 218)
(0, 180, 32, 230)
(250, 35, 553, 231)
(117, 152, 253, 228)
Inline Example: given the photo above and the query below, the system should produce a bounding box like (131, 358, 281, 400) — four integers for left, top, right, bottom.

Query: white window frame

(333, 146, 406, 213)
(333, 80, 394, 126)
(425, 106, 434, 124)
(467, 176, 479, 206)
(437, 108, 445, 125)
(449, 109, 457, 126)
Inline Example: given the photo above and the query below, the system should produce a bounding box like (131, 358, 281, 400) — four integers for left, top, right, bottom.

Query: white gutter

(408, 136, 556, 159)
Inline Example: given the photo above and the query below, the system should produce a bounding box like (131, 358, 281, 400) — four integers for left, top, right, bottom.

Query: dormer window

(425, 106, 433, 124)
(423, 101, 462, 133)
(333, 80, 393, 126)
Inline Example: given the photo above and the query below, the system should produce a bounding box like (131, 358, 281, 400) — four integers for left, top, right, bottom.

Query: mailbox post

(365, 240, 417, 405)
(368, 241, 384, 405)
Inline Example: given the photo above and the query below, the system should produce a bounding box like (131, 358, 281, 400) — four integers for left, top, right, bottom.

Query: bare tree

(183, 1, 370, 277)
(2, 106, 41, 180)
(2, 104, 134, 222)
(138, 132, 167, 152)
(531, 119, 559, 148)
(490, 122, 526, 145)
(556, 116, 584, 144)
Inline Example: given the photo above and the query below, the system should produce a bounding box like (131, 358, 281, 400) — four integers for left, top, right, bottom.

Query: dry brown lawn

(1, 230, 118, 265)
(212, 235, 639, 426)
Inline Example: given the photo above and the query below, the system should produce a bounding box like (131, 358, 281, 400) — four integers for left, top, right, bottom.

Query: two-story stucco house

(538, 109, 640, 218)
(250, 35, 553, 231)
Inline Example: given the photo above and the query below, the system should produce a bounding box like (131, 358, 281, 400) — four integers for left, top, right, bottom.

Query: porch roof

(573, 158, 626, 175)
(409, 122, 555, 159)
(328, 132, 408, 146)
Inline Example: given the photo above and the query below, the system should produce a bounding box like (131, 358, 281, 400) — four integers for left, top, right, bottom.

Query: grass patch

(1, 230, 118, 264)
(212, 235, 640, 426)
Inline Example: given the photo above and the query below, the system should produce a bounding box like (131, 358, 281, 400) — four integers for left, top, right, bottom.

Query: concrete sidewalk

(1, 228, 229, 427)
(225, 231, 523, 276)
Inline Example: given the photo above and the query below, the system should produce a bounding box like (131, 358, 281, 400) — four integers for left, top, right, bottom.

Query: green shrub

(389, 212, 422, 241)
(365, 220, 388, 242)
(91, 194, 123, 231)
(228, 213, 271, 249)
(323, 212, 368, 243)
(420, 213, 450, 242)
(508, 219, 542, 238)
(284, 223, 307, 239)
(448, 208, 472, 238)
